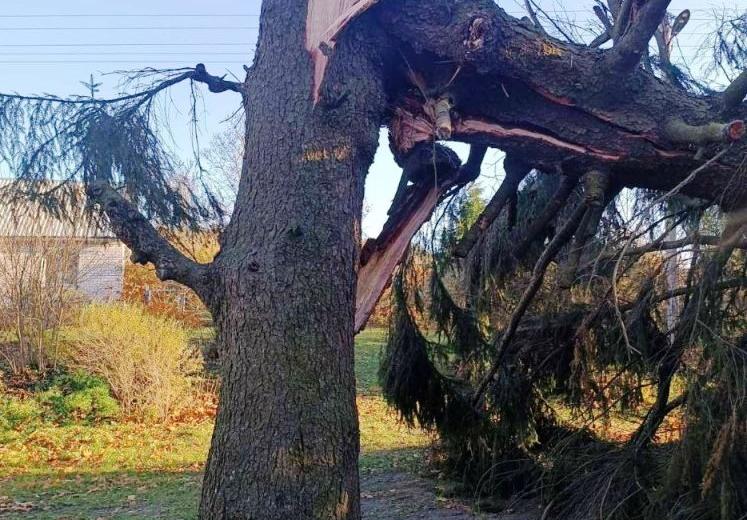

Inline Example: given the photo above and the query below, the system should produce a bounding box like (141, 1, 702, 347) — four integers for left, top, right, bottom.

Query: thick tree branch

(514, 174, 579, 259)
(559, 173, 619, 288)
(457, 144, 488, 184)
(454, 154, 531, 258)
(723, 70, 747, 113)
(88, 182, 214, 303)
(523, 0, 548, 36)
(378, 2, 747, 210)
(604, 0, 672, 73)
(192, 63, 244, 94)
(664, 118, 746, 145)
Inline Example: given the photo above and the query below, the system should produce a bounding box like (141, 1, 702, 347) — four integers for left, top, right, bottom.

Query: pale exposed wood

(306, 0, 379, 103)
(355, 186, 440, 332)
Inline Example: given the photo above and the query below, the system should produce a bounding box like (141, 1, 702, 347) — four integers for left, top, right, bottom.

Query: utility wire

(0, 8, 730, 16)
(0, 26, 260, 30)
(0, 43, 254, 46)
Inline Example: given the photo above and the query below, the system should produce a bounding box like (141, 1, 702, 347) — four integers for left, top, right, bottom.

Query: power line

(0, 60, 249, 64)
(0, 43, 254, 47)
(0, 52, 253, 56)
(0, 8, 734, 16)
(0, 26, 260, 31)
(0, 14, 261, 17)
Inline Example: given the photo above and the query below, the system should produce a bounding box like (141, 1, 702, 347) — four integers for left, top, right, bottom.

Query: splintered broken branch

(356, 144, 468, 332)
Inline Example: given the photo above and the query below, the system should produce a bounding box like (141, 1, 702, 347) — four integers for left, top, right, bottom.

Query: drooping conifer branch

(629, 221, 746, 451)
(471, 176, 595, 407)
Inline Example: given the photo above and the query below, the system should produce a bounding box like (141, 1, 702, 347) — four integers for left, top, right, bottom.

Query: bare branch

(594, 5, 613, 32)
(454, 155, 531, 258)
(88, 182, 215, 303)
(524, 0, 548, 36)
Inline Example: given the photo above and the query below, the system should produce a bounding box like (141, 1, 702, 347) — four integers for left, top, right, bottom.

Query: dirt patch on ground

(361, 472, 539, 520)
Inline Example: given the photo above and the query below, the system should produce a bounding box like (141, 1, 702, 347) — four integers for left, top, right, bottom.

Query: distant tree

(439, 184, 487, 251)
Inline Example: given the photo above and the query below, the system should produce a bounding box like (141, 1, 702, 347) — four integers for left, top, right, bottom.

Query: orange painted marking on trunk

(306, 0, 379, 104)
(302, 144, 352, 162)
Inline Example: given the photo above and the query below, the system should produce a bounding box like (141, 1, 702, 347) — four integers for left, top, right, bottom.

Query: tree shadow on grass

(0, 470, 202, 520)
(0, 447, 441, 520)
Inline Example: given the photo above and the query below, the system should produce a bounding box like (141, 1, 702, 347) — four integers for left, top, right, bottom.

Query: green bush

(37, 371, 119, 424)
(0, 395, 42, 431)
(62, 303, 201, 420)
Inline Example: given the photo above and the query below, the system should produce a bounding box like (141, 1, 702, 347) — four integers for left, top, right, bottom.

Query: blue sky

(0, 0, 740, 235)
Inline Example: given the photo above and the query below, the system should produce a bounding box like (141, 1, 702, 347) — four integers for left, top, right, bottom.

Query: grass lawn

(0, 328, 431, 519)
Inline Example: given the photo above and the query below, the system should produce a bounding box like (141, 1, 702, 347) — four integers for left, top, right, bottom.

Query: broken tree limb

(88, 182, 214, 303)
(306, 0, 379, 103)
(605, 0, 672, 73)
(454, 154, 531, 258)
(356, 144, 466, 333)
(664, 118, 746, 145)
(356, 185, 440, 333)
(377, 1, 747, 210)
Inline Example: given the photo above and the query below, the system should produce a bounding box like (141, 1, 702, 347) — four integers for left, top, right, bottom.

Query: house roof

(0, 181, 117, 240)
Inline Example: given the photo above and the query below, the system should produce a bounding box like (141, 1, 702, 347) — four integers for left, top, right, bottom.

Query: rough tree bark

(195, 1, 386, 518)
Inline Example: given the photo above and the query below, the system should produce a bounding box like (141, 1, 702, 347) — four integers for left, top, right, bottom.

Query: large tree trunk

(198, 2, 385, 518)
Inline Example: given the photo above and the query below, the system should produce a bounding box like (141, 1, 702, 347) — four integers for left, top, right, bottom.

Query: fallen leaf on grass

(0, 495, 34, 513)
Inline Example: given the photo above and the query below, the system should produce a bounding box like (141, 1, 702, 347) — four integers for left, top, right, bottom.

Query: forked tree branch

(88, 182, 215, 303)
(605, 0, 672, 73)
